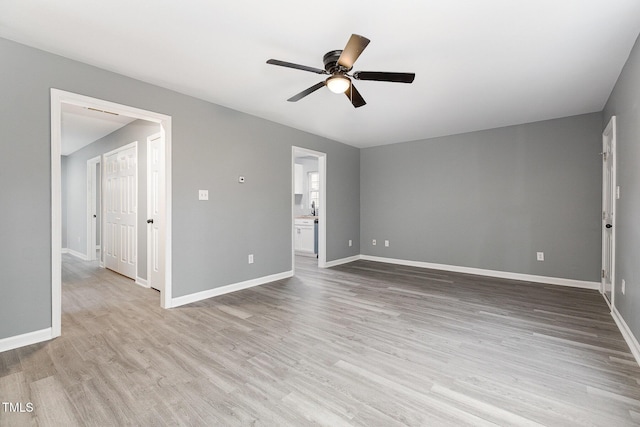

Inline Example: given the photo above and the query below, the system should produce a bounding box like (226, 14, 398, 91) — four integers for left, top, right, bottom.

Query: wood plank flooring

(2, 255, 640, 426)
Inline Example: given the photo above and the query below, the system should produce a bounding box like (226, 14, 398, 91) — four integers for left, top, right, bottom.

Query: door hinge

(602, 152, 608, 161)
(602, 269, 606, 279)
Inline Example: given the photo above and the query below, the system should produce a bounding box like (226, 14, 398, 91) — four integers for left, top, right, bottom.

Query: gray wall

(0, 37, 360, 339)
(603, 33, 640, 340)
(361, 112, 603, 282)
(63, 119, 159, 280)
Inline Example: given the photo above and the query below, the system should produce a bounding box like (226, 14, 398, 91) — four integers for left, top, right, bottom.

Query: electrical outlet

(348, 240, 352, 247)
(372, 239, 377, 246)
(537, 252, 544, 261)
(198, 189, 209, 200)
(248, 254, 254, 264)
(385, 240, 389, 247)
(622, 279, 626, 295)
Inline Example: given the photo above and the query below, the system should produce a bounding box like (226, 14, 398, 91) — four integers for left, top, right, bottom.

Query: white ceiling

(2, 0, 640, 148)
(61, 104, 136, 155)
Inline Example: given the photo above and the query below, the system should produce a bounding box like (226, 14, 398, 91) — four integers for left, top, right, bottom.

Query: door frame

(86, 156, 101, 262)
(51, 89, 174, 338)
(292, 146, 327, 271)
(601, 115, 617, 308)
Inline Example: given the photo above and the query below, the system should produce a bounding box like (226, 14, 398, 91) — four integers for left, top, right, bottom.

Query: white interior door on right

(147, 133, 165, 291)
(602, 116, 616, 306)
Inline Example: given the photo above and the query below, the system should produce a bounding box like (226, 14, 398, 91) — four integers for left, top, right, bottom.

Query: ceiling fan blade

(337, 34, 370, 69)
(287, 82, 326, 102)
(345, 83, 366, 108)
(267, 59, 327, 75)
(353, 71, 415, 83)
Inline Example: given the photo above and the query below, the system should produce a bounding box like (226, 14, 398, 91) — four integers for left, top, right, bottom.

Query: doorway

(292, 147, 327, 271)
(602, 115, 617, 307)
(86, 156, 101, 262)
(51, 89, 174, 338)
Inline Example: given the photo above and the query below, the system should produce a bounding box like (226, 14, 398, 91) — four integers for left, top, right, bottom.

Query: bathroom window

(308, 171, 319, 209)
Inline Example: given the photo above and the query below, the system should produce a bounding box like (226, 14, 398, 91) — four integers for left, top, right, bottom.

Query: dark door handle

(93, 214, 97, 218)
(147, 219, 154, 224)
(606, 224, 612, 229)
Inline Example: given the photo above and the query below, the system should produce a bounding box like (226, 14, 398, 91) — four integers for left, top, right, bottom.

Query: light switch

(198, 190, 208, 200)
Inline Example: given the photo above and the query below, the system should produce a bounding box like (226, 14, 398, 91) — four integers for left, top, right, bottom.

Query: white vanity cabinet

(294, 218, 315, 253)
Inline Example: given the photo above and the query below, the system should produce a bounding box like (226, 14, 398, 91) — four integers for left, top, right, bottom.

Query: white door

(92, 165, 98, 259)
(147, 134, 165, 291)
(104, 144, 137, 279)
(602, 116, 616, 306)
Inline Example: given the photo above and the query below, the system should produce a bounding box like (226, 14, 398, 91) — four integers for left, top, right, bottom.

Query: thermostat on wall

(238, 176, 245, 183)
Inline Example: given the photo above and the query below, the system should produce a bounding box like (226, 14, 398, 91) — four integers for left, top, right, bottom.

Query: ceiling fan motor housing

(323, 50, 350, 73)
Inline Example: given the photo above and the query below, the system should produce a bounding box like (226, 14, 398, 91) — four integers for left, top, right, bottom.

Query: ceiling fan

(267, 34, 415, 108)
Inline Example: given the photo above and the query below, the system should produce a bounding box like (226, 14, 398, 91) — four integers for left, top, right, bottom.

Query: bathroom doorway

(292, 147, 326, 271)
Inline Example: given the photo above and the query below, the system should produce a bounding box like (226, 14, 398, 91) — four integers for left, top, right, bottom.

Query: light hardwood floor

(2, 255, 640, 426)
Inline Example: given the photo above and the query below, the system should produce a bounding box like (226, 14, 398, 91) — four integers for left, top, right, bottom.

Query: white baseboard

(62, 248, 88, 261)
(0, 328, 53, 353)
(359, 255, 600, 290)
(135, 277, 149, 288)
(295, 251, 317, 258)
(611, 306, 640, 366)
(324, 255, 361, 268)
(171, 270, 294, 308)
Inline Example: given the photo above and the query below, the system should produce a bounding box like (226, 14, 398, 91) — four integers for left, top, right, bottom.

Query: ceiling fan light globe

(326, 75, 350, 94)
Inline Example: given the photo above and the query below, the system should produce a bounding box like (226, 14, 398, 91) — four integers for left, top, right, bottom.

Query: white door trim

(86, 156, 101, 261)
(601, 115, 617, 308)
(292, 146, 327, 271)
(51, 88, 174, 338)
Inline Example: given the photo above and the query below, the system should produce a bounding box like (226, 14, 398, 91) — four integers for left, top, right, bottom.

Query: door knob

(147, 219, 154, 224)
(605, 224, 613, 228)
